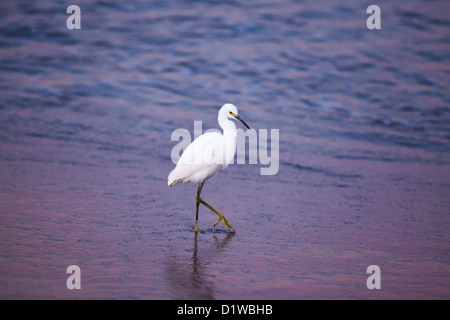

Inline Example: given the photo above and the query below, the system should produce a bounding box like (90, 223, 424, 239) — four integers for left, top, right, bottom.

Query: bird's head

(220, 103, 250, 129)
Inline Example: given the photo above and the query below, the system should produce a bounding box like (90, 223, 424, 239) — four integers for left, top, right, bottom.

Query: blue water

(0, 0, 449, 299)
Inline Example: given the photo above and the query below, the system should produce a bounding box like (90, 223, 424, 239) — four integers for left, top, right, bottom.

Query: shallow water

(0, 0, 449, 299)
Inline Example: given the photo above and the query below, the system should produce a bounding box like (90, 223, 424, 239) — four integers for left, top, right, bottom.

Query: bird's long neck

(220, 119, 237, 166)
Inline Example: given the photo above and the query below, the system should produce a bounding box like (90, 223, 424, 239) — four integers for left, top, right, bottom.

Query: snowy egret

(168, 103, 250, 233)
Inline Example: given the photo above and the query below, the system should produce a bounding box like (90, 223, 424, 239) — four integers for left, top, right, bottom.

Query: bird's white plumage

(167, 104, 241, 187)
(168, 131, 223, 186)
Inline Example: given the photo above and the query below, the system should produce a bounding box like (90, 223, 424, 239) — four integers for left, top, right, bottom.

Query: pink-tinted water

(0, 0, 449, 299)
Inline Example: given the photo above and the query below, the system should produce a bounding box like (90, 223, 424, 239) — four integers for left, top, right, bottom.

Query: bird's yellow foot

(214, 214, 235, 232)
(197, 198, 235, 232)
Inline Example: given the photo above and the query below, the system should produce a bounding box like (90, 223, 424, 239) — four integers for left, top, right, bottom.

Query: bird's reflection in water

(165, 232, 235, 299)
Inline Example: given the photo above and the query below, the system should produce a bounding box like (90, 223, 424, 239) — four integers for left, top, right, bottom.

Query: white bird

(168, 103, 250, 233)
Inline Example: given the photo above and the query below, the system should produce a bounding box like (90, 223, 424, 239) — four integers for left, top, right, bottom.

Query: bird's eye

(229, 111, 232, 114)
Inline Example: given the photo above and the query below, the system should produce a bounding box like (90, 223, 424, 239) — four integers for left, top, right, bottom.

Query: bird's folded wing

(168, 132, 223, 185)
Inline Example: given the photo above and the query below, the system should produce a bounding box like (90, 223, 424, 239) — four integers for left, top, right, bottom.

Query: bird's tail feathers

(168, 179, 178, 187)
(167, 169, 180, 187)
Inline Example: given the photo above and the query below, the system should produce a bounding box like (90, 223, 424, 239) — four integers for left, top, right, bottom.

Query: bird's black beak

(235, 115, 250, 129)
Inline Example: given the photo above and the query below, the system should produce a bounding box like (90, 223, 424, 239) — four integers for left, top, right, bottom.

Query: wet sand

(0, 0, 449, 299)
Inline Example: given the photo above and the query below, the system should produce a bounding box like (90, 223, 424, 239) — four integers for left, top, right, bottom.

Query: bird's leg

(194, 182, 204, 233)
(198, 198, 235, 232)
(195, 181, 235, 232)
